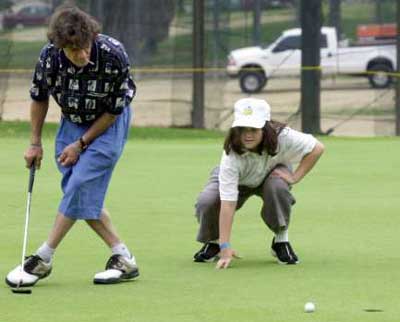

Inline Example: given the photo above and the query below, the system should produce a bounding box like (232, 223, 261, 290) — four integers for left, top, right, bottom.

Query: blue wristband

(220, 242, 231, 250)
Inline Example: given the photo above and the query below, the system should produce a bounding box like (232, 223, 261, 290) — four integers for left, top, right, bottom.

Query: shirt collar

(87, 38, 98, 71)
(242, 150, 267, 157)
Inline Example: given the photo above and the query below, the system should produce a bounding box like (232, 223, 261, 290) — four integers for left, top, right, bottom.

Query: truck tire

(368, 64, 393, 89)
(239, 71, 267, 93)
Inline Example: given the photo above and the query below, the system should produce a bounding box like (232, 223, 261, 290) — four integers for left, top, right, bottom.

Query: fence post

(192, 0, 205, 129)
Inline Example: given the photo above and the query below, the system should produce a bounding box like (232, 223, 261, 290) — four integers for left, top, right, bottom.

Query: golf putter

(12, 165, 36, 295)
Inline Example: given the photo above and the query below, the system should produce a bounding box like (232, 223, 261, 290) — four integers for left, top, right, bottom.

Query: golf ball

(304, 302, 315, 313)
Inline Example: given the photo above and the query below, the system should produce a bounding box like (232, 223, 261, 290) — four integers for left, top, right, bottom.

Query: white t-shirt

(218, 127, 317, 201)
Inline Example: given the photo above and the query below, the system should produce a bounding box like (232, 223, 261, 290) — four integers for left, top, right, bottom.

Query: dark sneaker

(193, 243, 220, 262)
(271, 238, 299, 265)
(93, 254, 139, 284)
(5, 255, 52, 287)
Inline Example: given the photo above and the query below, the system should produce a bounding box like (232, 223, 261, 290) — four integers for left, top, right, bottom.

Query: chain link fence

(0, 0, 397, 136)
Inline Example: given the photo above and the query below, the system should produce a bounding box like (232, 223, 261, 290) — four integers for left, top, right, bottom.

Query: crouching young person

(193, 98, 324, 269)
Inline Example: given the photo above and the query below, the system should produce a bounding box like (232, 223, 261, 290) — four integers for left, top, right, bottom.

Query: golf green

(0, 125, 399, 322)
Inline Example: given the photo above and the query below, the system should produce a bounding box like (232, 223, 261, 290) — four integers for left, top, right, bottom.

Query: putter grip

(28, 166, 36, 193)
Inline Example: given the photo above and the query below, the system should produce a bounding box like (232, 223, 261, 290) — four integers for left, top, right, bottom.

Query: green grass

(0, 124, 399, 322)
(0, 121, 225, 140)
(0, 39, 45, 70)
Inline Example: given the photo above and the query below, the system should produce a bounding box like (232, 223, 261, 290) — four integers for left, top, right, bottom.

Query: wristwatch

(79, 137, 88, 151)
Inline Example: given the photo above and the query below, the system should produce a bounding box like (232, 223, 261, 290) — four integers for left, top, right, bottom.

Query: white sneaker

(93, 254, 139, 284)
(5, 255, 52, 287)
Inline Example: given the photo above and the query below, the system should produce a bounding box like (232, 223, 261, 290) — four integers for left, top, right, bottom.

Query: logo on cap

(242, 106, 253, 115)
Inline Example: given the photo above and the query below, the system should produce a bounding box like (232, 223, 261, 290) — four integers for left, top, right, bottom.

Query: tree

(87, 0, 176, 65)
(252, 0, 262, 45)
(177, 0, 185, 13)
(140, 0, 175, 56)
(51, 0, 64, 10)
(98, 0, 141, 63)
(293, 0, 301, 27)
(0, 0, 13, 11)
(375, 0, 382, 24)
(51, 0, 89, 11)
(328, 0, 342, 40)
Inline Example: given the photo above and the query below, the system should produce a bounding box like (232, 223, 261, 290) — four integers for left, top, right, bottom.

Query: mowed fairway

(0, 124, 399, 322)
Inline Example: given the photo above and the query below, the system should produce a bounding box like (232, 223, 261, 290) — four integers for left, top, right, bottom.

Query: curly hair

(47, 6, 100, 49)
(223, 120, 286, 156)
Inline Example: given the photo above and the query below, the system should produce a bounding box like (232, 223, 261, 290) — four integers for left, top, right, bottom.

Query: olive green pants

(195, 166, 296, 243)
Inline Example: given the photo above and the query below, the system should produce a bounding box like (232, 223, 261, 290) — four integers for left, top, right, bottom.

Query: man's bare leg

(34, 212, 75, 263)
(47, 212, 76, 248)
(85, 208, 121, 248)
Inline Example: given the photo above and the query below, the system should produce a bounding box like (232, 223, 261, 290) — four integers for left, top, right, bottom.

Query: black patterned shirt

(30, 34, 136, 124)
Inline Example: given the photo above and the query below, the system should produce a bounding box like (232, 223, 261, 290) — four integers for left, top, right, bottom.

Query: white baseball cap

(231, 98, 271, 128)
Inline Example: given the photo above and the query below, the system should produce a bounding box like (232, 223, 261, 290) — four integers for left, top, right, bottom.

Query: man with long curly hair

(6, 6, 139, 287)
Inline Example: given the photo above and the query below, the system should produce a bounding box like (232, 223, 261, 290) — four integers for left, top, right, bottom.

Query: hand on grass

(216, 248, 240, 269)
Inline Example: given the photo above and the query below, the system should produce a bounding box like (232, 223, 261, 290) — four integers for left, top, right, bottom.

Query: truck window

(273, 34, 328, 52)
(272, 36, 300, 52)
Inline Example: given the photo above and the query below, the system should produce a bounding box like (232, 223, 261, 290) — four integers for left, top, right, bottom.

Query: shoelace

(285, 244, 294, 262)
(288, 243, 297, 261)
(105, 255, 121, 269)
(203, 243, 220, 257)
(24, 255, 41, 271)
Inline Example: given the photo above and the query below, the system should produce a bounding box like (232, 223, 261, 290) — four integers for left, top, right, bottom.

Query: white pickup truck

(227, 27, 397, 93)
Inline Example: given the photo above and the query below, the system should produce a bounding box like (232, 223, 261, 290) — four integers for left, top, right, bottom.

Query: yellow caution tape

(301, 66, 322, 71)
(0, 67, 399, 77)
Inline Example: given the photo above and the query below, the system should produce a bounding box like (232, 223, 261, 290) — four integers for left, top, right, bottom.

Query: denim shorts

(55, 106, 132, 219)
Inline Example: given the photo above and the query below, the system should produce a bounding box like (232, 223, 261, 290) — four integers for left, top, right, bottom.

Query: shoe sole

(193, 256, 219, 263)
(93, 269, 140, 285)
(5, 268, 52, 288)
(5, 277, 38, 288)
(271, 249, 299, 265)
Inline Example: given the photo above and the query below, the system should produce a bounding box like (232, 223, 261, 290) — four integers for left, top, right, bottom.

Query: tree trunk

(300, 0, 322, 134)
(100, 0, 140, 65)
(294, 0, 301, 27)
(51, 0, 64, 11)
(253, 0, 262, 45)
(177, 0, 185, 13)
(328, 0, 342, 40)
(375, 0, 383, 24)
(88, 0, 103, 18)
(212, 0, 220, 70)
